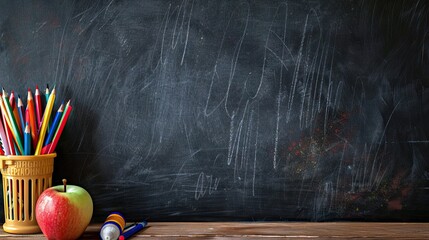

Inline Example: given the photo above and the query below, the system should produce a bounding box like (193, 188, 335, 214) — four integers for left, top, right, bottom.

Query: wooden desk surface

(0, 222, 428, 239)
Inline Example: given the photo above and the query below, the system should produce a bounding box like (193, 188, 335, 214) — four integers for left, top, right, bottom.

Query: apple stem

(63, 179, 67, 192)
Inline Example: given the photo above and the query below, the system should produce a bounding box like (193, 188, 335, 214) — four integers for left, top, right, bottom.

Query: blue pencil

(44, 102, 64, 146)
(24, 123, 31, 155)
(119, 221, 148, 240)
(17, 95, 25, 135)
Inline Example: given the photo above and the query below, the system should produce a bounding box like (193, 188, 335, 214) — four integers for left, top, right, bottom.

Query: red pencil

(27, 89, 39, 149)
(46, 100, 72, 154)
(25, 107, 31, 155)
(25, 108, 29, 130)
(35, 85, 43, 131)
(4, 122, 15, 155)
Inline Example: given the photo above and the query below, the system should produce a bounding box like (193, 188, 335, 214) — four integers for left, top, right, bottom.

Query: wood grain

(0, 222, 428, 239)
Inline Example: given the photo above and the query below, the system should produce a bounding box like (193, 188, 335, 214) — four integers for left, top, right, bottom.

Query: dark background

(0, 0, 428, 222)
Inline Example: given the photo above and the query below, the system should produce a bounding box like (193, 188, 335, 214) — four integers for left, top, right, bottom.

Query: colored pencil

(44, 102, 63, 146)
(24, 123, 31, 155)
(17, 95, 25, 135)
(0, 111, 10, 155)
(35, 88, 55, 155)
(6, 131, 15, 155)
(25, 108, 31, 155)
(2, 89, 24, 155)
(35, 85, 43, 131)
(27, 89, 38, 150)
(46, 100, 72, 154)
(9, 91, 22, 134)
(0, 95, 15, 155)
(0, 86, 71, 155)
(45, 84, 51, 133)
(3, 116, 15, 155)
(45, 84, 50, 104)
(25, 108, 29, 131)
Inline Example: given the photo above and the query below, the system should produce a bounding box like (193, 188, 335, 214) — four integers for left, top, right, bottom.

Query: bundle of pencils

(0, 85, 72, 156)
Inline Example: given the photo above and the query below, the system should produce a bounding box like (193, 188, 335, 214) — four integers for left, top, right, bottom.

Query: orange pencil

(27, 89, 38, 150)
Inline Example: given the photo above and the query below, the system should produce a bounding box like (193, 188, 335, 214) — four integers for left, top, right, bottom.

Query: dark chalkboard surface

(0, 0, 428, 222)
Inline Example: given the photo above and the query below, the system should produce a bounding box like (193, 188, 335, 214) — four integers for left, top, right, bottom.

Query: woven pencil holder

(0, 153, 56, 234)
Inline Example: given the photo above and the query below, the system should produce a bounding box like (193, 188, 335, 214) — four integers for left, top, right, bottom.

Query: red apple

(36, 179, 93, 239)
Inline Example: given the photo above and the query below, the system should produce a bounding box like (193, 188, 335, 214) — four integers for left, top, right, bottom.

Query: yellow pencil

(35, 88, 56, 155)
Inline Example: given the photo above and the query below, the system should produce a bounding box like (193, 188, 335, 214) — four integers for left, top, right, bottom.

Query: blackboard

(0, 0, 428, 222)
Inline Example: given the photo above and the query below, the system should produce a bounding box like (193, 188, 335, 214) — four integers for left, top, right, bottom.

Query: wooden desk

(0, 222, 428, 239)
